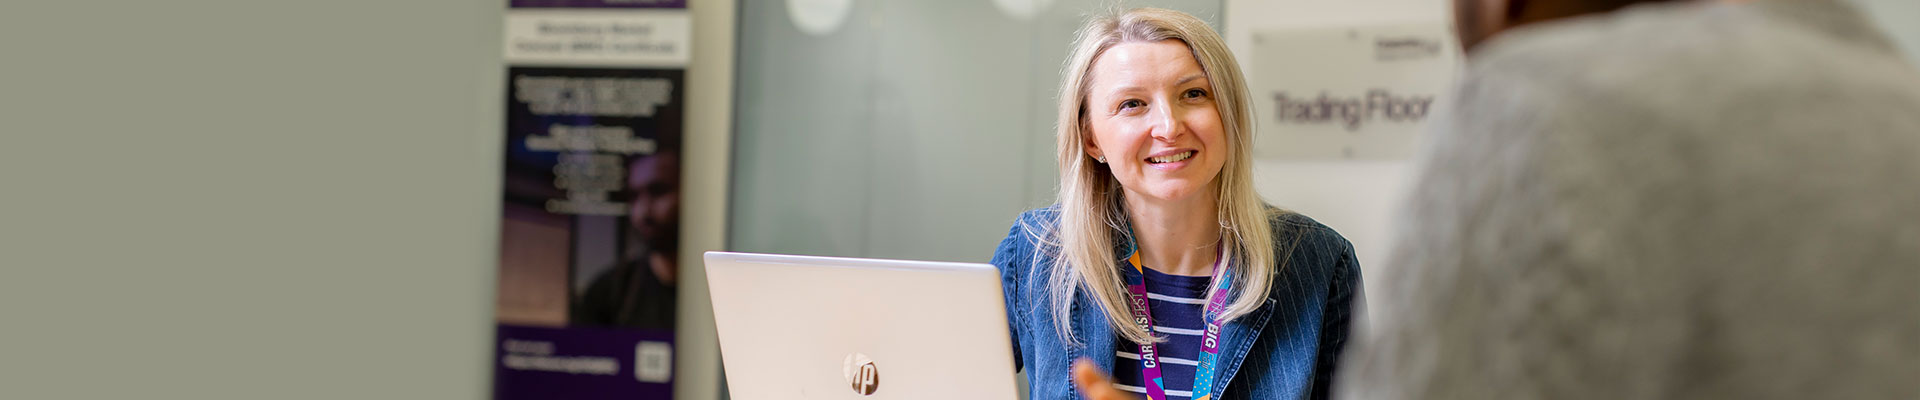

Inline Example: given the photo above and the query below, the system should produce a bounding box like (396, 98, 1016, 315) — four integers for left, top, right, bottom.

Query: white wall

(0, 0, 502, 398)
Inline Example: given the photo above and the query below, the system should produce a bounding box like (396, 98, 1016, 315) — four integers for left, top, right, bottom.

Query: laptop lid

(704, 251, 1019, 399)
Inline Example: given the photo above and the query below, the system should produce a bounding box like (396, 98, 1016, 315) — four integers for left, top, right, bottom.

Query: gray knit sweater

(1339, 0, 1920, 398)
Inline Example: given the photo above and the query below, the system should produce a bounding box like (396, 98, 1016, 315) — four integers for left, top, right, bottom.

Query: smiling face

(1082, 39, 1228, 204)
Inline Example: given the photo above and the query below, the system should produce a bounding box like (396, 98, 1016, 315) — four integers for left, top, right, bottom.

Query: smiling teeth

(1149, 151, 1195, 164)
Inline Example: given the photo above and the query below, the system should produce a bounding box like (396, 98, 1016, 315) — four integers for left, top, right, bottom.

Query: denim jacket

(990, 206, 1363, 400)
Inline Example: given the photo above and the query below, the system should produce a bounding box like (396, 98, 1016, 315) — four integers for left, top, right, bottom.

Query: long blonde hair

(1029, 7, 1287, 346)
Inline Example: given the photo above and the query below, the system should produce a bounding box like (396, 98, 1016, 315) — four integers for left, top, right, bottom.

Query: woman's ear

(1082, 127, 1105, 163)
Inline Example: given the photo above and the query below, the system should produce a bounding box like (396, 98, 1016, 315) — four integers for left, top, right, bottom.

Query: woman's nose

(1149, 101, 1183, 142)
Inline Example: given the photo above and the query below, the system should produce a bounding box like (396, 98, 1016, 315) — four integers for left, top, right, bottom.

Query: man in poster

(572, 148, 680, 330)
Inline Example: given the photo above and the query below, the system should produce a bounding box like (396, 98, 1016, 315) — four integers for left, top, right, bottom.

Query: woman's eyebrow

(1103, 74, 1208, 97)
(1105, 85, 1146, 97)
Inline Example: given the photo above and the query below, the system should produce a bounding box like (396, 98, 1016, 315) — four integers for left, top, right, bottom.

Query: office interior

(3, 0, 1916, 398)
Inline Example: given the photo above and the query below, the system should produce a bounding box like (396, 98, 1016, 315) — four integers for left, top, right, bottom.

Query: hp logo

(842, 353, 880, 396)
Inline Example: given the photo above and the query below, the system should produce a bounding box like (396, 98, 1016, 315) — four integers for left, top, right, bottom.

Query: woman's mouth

(1147, 150, 1196, 164)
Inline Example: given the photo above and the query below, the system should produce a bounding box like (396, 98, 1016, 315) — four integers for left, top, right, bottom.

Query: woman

(990, 8, 1363, 400)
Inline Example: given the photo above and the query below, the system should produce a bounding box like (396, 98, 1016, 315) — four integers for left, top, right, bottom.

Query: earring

(1096, 156, 1106, 163)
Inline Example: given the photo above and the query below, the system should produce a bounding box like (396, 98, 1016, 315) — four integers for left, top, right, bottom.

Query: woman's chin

(1125, 181, 1213, 204)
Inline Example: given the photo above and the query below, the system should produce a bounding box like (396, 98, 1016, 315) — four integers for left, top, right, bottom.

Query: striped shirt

(1112, 266, 1214, 399)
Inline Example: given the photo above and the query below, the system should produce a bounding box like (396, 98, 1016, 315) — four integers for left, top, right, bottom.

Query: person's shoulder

(1267, 208, 1353, 253)
(1006, 205, 1063, 242)
(1265, 208, 1357, 280)
(1013, 205, 1062, 228)
(993, 205, 1062, 269)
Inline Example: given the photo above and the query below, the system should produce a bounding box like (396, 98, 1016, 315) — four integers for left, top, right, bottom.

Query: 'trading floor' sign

(1247, 23, 1458, 160)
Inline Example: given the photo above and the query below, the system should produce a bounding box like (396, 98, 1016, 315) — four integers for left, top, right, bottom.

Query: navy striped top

(1112, 266, 1214, 399)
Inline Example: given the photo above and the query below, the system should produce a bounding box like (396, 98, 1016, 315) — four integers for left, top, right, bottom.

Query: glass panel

(731, 0, 1224, 262)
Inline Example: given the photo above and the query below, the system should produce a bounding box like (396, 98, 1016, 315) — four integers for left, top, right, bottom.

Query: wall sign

(1246, 22, 1458, 160)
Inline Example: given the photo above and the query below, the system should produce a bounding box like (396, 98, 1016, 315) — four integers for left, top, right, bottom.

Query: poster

(494, 2, 689, 399)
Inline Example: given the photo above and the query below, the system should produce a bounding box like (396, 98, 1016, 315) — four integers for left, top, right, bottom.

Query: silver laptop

(704, 251, 1020, 399)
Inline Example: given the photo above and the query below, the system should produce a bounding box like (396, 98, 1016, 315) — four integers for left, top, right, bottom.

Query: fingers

(1072, 358, 1139, 400)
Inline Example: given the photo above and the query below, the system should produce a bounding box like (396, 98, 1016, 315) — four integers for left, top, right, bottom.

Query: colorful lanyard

(1123, 243, 1232, 400)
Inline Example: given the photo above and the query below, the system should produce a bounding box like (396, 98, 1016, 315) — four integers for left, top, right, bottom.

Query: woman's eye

(1185, 88, 1208, 99)
(1119, 99, 1145, 111)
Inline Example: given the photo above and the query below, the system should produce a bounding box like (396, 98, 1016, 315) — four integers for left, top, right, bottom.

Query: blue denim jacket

(990, 207, 1362, 400)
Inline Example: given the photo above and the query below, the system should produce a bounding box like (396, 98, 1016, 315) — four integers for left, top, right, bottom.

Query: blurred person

(1342, 0, 1920, 398)
(572, 150, 681, 330)
(989, 8, 1364, 400)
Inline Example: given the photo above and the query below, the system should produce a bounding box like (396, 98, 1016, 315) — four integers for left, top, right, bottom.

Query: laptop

(704, 251, 1020, 399)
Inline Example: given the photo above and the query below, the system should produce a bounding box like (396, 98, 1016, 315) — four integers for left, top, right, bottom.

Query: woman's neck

(1123, 188, 1222, 277)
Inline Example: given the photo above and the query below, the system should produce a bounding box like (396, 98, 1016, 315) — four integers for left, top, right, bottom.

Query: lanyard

(1123, 243, 1232, 400)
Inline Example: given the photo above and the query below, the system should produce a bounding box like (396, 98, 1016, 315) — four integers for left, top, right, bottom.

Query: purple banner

(494, 324, 676, 400)
(495, 65, 683, 399)
(510, 0, 686, 9)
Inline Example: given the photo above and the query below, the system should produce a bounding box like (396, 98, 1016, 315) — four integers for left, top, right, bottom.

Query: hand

(1072, 358, 1143, 400)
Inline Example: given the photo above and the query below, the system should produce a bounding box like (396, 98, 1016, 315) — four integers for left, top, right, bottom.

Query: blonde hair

(1028, 7, 1289, 346)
